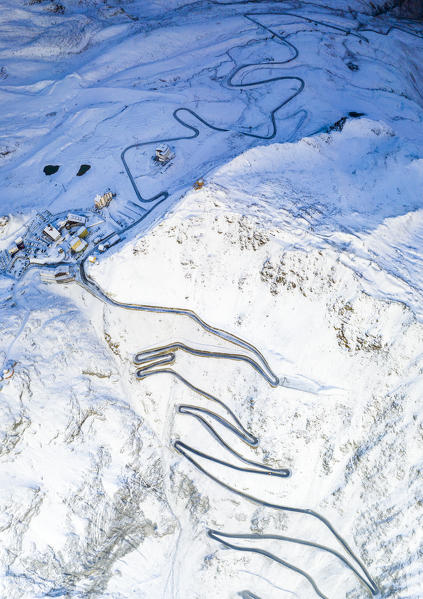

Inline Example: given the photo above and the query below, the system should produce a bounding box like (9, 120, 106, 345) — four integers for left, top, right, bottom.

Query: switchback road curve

(132, 352, 379, 598)
(79, 8, 388, 598)
(76, 254, 379, 596)
(120, 11, 311, 205)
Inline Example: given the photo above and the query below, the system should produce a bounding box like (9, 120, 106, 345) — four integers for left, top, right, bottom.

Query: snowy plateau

(0, 1, 423, 598)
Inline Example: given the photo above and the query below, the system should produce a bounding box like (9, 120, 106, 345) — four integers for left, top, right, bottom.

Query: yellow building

(70, 238, 88, 253)
(76, 226, 88, 239)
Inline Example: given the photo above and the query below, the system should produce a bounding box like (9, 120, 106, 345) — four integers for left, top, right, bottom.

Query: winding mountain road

(78, 9, 387, 598)
(120, 12, 309, 208)
(29, 7, 414, 598)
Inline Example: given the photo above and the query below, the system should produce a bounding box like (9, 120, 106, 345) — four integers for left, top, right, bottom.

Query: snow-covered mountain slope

(1, 0, 423, 216)
(89, 120, 423, 597)
(1, 1, 423, 598)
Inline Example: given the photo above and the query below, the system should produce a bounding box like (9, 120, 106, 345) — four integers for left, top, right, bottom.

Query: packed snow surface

(0, 1, 423, 598)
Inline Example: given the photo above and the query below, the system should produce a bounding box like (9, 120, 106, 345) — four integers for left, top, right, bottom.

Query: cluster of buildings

(44, 213, 91, 255)
(6, 210, 53, 263)
(18, 212, 92, 264)
(0, 190, 128, 281)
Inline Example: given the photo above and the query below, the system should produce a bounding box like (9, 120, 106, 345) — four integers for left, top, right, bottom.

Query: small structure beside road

(98, 232, 120, 253)
(54, 266, 74, 283)
(155, 144, 173, 164)
(193, 178, 204, 190)
(40, 266, 75, 284)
